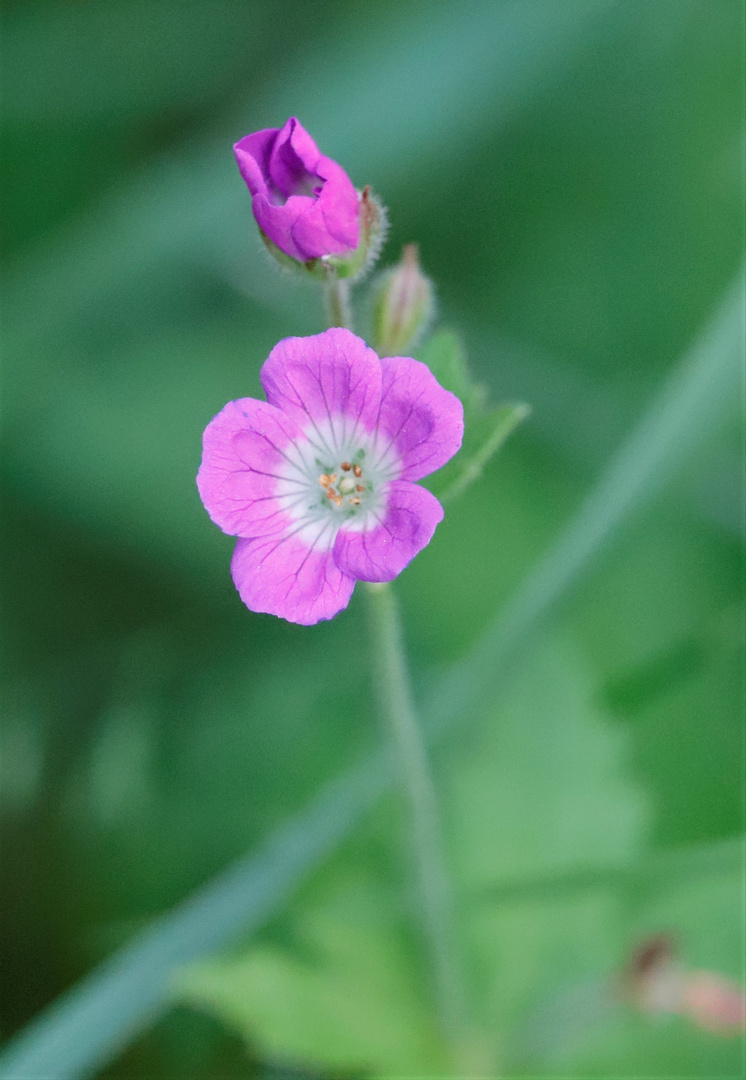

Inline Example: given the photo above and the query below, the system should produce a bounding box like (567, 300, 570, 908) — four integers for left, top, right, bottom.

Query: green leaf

(417, 330, 529, 501)
(416, 330, 480, 411)
(436, 403, 531, 503)
(176, 873, 449, 1077)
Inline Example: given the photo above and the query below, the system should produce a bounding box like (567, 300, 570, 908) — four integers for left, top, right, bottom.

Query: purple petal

(261, 329, 382, 438)
(233, 128, 277, 199)
(268, 117, 321, 197)
(252, 195, 311, 261)
(289, 156, 360, 256)
(197, 397, 304, 538)
(375, 356, 464, 481)
(231, 529, 355, 625)
(333, 481, 444, 582)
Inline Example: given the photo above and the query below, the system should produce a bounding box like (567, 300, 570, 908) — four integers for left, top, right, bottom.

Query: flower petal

(251, 195, 311, 261)
(333, 480, 444, 582)
(231, 527, 355, 625)
(261, 329, 382, 444)
(289, 157, 360, 256)
(268, 117, 321, 196)
(233, 128, 277, 199)
(197, 397, 305, 538)
(374, 355, 464, 481)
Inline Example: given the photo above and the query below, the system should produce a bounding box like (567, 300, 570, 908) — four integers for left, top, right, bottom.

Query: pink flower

(197, 329, 463, 625)
(234, 118, 360, 263)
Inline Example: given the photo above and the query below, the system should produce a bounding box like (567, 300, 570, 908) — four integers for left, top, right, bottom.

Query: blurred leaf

(177, 873, 449, 1077)
(447, 636, 645, 1061)
(177, 633, 645, 1075)
(438, 404, 531, 503)
(417, 330, 529, 501)
(544, 857, 746, 1076)
(417, 331, 482, 411)
(447, 637, 646, 895)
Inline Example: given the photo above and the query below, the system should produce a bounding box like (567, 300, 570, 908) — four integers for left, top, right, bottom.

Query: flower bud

(372, 244, 434, 357)
(234, 117, 359, 265)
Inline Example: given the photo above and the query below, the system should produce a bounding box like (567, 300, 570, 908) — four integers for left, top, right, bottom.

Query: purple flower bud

(234, 118, 360, 263)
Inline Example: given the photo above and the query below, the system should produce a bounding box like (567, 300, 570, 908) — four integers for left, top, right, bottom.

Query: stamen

(341, 461, 351, 471)
(353, 464, 362, 477)
(318, 473, 330, 487)
(356, 484, 365, 492)
(325, 487, 336, 500)
(329, 473, 338, 484)
(349, 497, 361, 506)
(332, 495, 343, 507)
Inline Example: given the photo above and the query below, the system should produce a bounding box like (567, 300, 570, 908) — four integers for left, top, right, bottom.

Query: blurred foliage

(1, 0, 743, 1077)
(416, 331, 530, 503)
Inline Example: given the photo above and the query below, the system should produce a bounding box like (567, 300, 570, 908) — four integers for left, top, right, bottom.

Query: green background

(1, 1, 744, 1076)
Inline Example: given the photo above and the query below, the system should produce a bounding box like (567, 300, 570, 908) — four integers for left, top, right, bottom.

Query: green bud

(372, 244, 434, 357)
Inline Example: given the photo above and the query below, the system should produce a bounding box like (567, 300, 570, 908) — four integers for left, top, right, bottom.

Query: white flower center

(272, 416, 400, 548)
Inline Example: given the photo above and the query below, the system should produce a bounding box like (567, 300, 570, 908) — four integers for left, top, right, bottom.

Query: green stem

(365, 582, 471, 1065)
(325, 275, 352, 330)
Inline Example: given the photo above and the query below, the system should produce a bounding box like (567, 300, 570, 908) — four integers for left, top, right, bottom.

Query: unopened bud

(372, 244, 434, 357)
(260, 186, 387, 284)
(324, 186, 387, 281)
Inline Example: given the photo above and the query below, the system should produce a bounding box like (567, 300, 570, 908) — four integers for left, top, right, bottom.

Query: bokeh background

(2, 1, 744, 1077)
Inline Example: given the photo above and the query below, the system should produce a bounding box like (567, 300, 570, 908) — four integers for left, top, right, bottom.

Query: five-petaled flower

(197, 329, 463, 625)
(234, 118, 360, 263)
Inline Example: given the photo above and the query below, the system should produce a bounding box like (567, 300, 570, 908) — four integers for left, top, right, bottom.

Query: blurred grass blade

(0, 758, 389, 1080)
(1, 271, 741, 1079)
(426, 268, 746, 732)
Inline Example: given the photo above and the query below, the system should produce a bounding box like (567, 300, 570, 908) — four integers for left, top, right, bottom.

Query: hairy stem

(365, 582, 473, 1066)
(325, 275, 352, 330)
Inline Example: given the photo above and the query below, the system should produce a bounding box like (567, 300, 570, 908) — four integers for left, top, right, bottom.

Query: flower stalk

(325, 274, 352, 330)
(364, 581, 471, 1067)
